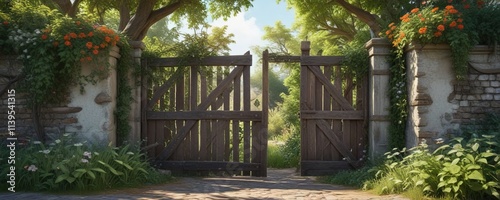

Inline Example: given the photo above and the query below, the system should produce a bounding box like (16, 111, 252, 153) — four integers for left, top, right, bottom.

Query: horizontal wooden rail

(301, 56, 344, 66)
(147, 111, 262, 120)
(153, 161, 261, 171)
(146, 55, 252, 67)
(300, 111, 364, 120)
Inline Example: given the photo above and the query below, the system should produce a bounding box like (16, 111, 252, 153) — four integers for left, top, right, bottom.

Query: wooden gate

(141, 52, 268, 177)
(262, 41, 368, 176)
(299, 42, 368, 176)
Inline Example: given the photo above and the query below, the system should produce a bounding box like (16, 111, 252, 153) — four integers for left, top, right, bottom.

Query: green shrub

(0, 134, 171, 192)
(366, 135, 500, 199)
(267, 142, 290, 168)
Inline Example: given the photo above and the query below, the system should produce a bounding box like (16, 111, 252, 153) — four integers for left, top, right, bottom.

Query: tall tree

(42, 0, 253, 41)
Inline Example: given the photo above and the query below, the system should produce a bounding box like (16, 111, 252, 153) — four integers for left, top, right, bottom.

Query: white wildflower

(81, 158, 89, 163)
(33, 141, 41, 144)
(83, 151, 92, 158)
(27, 165, 38, 172)
(55, 139, 61, 144)
(435, 138, 444, 144)
(73, 143, 83, 147)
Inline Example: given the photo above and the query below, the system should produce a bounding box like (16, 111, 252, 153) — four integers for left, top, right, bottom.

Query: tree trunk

(52, 0, 81, 17)
(333, 0, 381, 37)
(121, 0, 182, 41)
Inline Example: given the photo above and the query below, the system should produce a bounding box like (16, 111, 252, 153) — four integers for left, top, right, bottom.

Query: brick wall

(452, 71, 500, 129)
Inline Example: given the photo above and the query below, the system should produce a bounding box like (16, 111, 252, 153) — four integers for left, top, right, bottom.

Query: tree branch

(122, 0, 182, 40)
(52, 0, 81, 17)
(331, 0, 381, 37)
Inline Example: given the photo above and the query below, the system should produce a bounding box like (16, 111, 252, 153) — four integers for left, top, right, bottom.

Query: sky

(208, 0, 295, 56)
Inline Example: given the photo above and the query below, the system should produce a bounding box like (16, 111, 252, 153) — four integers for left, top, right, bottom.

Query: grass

(267, 141, 291, 168)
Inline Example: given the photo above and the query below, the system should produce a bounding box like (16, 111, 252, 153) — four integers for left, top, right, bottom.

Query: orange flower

(464, 4, 470, 9)
(87, 32, 94, 37)
(86, 42, 93, 49)
(445, 5, 455, 10)
(457, 18, 463, 23)
(449, 8, 459, 14)
(104, 36, 111, 43)
(411, 8, 419, 13)
(388, 22, 395, 28)
(78, 33, 86, 38)
(64, 41, 71, 46)
(449, 21, 457, 28)
(420, 18, 425, 22)
(69, 32, 77, 39)
(114, 35, 120, 42)
(93, 45, 99, 49)
(457, 24, 464, 30)
(418, 27, 427, 34)
(386, 30, 392, 35)
(399, 31, 406, 38)
(64, 34, 70, 41)
(434, 31, 442, 37)
(432, 7, 439, 13)
(86, 56, 92, 61)
(3, 21, 8, 25)
(100, 43, 106, 48)
(41, 34, 47, 40)
(92, 49, 99, 55)
(437, 24, 445, 32)
(400, 13, 410, 22)
(75, 21, 81, 26)
(53, 41, 59, 47)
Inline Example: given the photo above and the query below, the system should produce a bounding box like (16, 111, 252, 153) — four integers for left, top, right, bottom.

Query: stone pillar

(128, 41, 145, 144)
(365, 38, 391, 158)
(68, 46, 120, 145)
(405, 44, 458, 148)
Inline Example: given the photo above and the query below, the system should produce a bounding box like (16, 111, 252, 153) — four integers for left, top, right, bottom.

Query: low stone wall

(0, 47, 120, 145)
(406, 44, 500, 147)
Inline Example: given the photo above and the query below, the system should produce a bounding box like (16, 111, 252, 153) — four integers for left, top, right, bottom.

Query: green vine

(388, 48, 408, 150)
(115, 40, 136, 146)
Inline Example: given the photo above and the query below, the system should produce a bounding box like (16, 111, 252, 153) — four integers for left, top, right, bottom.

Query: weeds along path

(0, 168, 408, 200)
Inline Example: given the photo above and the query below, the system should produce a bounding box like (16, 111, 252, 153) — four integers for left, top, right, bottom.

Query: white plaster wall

(406, 44, 459, 148)
(68, 47, 120, 146)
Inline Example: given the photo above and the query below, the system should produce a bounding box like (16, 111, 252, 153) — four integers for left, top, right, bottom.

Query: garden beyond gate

(141, 52, 268, 177)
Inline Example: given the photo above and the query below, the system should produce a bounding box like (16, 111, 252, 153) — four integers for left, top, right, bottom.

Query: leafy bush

(365, 135, 500, 199)
(0, 134, 171, 192)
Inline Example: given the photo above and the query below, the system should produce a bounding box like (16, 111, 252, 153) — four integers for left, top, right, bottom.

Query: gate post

(128, 41, 145, 145)
(365, 38, 391, 158)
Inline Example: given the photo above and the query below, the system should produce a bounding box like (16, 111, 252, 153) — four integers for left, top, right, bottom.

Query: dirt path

(0, 168, 408, 200)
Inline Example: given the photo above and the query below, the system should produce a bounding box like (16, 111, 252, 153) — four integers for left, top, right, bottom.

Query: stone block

(491, 81, 500, 87)
(495, 94, 500, 101)
(94, 92, 112, 104)
(492, 101, 500, 108)
(411, 93, 433, 106)
(490, 75, 496, 80)
(481, 94, 494, 100)
(485, 87, 496, 93)
(481, 81, 490, 87)
(418, 131, 437, 138)
(478, 75, 490, 81)
(459, 101, 469, 107)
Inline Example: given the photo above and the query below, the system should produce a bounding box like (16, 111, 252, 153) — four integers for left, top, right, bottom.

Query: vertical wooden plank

(216, 66, 225, 161)
(331, 66, 343, 161)
(232, 70, 241, 163)
(200, 69, 209, 161)
(190, 66, 199, 161)
(300, 42, 310, 173)
(306, 66, 317, 161)
(175, 69, 185, 160)
(155, 121, 165, 157)
(243, 65, 251, 175)
(168, 86, 177, 160)
(223, 74, 231, 161)
(260, 51, 269, 177)
(321, 66, 333, 161)
(147, 121, 156, 158)
(251, 121, 261, 176)
(314, 67, 323, 160)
